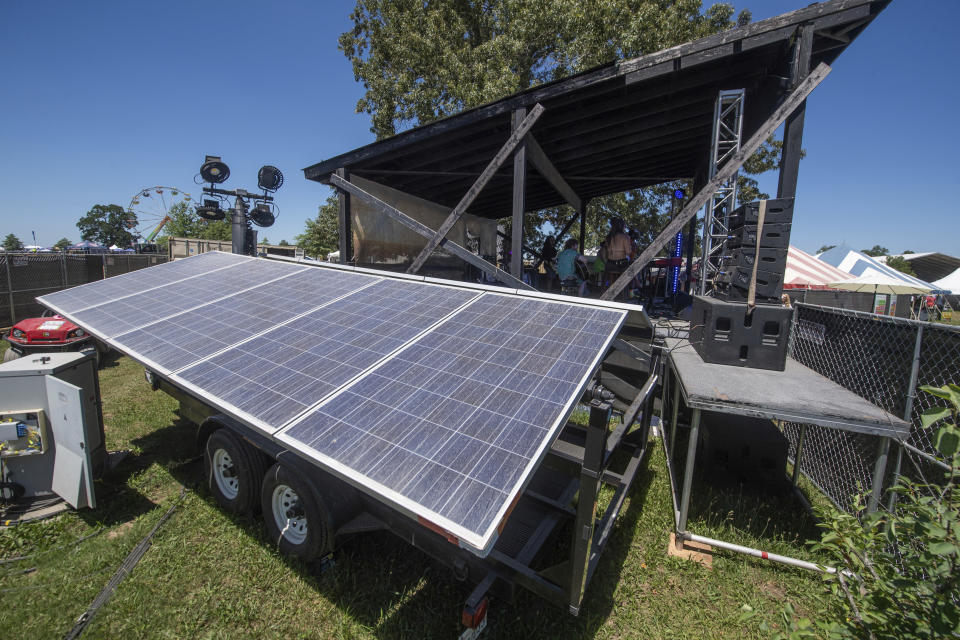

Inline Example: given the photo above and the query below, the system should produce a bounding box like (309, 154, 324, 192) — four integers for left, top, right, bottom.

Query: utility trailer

(37, 252, 658, 636)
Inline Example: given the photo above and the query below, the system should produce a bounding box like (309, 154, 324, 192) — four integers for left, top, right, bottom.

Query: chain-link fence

(0, 252, 167, 327)
(786, 302, 960, 515)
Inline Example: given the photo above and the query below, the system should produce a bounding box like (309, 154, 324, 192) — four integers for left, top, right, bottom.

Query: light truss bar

(698, 89, 744, 295)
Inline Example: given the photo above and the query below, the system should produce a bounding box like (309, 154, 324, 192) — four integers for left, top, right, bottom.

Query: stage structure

(303, 0, 889, 297)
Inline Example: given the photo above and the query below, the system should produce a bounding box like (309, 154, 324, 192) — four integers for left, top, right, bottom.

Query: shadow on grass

(78, 413, 200, 529)
(112, 412, 660, 639)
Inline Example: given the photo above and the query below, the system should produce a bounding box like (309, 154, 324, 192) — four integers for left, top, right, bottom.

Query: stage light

(200, 155, 230, 184)
(196, 199, 225, 221)
(257, 165, 283, 192)
(249, 202, 275, 227)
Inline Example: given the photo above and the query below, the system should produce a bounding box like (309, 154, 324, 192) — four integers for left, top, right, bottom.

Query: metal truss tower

(698, 89, 744, 295)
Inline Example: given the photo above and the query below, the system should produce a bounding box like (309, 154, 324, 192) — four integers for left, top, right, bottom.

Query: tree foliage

(156, 201, 231, 249)
(297, 196, 340, 259)
(3, 234, 24, 252)
(342, 0, 750, 139)
(886, 255, 917, 277)
(340, 0, 788, 254)
(818, 244, 836, 254)
(53, 237, 72, 251)
(861, 245, 889, 257)
(76, 204, 136, 247)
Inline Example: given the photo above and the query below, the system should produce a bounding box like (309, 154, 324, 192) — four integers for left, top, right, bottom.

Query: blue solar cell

(175, 279, 479, 427)
(111, 267, 378, 371)
(38, 251, 248, 315)
(280, 293, 626, 549)
(70, 258, 302, 338)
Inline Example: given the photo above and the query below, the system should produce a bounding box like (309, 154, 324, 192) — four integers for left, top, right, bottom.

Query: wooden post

(336, 167, 352, 265)
(601, 62, 832, 301)
(511, 108, 527, 279)
(407, 104, 544, 274)
(777, 24, 813, 199)
(579, 207, 586, 255)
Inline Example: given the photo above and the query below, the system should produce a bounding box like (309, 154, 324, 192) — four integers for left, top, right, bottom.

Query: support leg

(868, 436, 891, 513)
(677, 408, 701, 534)
(568, 401, 609, 615)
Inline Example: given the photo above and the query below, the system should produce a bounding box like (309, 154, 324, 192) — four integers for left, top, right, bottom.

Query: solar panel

(66, 258, 302, 338)
(173, 278, 480, 429)
(37, 254, 632, 556)
(276, 294, 626, 552)
(112, 267, 379, 373)
(39, 251, 249, 315)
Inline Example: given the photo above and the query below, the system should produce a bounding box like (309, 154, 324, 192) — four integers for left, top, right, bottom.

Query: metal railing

(0, 252, 167, 327)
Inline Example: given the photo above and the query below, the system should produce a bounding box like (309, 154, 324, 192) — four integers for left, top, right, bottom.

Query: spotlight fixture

(249, 202, 275, 227)
(257, 165, 284, 192)
(196, 199, 225, 221)
(200, 155, 230, 184)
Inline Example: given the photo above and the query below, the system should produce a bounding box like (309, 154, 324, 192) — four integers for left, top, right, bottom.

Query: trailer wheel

(261, 462, 327, 562)
(204, 428, 266, 516)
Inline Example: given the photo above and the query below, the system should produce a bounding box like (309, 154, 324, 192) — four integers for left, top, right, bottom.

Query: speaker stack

(691, 198, 795, 371)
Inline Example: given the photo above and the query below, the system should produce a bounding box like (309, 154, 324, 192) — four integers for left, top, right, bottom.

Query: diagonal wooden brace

(329, 173, 534, 291)
(407, 103, 545, 275)
(601, 62, 831, 301)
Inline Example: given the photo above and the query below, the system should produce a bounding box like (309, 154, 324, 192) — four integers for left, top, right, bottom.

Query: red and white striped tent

(783, 245, 853, 289)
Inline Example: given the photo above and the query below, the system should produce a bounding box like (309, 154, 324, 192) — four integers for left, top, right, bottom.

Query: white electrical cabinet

(0, 352, 106, 509)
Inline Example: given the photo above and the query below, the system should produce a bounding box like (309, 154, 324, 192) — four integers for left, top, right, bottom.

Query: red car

(3, 312, 107, 366)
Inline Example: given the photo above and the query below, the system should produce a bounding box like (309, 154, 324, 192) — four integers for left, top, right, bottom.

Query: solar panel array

(38, 252, 627, 555)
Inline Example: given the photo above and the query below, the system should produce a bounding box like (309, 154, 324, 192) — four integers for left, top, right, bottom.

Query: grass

(0, 346, 830, 639)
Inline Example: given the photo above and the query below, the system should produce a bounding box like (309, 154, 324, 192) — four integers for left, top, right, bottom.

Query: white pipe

(682, 532, 843, 574)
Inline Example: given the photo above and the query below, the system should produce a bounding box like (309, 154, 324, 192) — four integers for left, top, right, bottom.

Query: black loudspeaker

(716, 266, 784, 300)
(726, 223, 792, 249)
(701, 411, 789, 485)
(724, 247, 788, 274)
(690, 295, 792, 371)
(726, 198, 795, 229)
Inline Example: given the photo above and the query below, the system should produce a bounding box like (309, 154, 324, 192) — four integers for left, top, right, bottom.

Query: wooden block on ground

(668, 532, 713, 568)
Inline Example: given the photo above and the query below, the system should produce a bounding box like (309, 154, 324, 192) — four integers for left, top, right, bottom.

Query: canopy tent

(932, 268, 960, 295)
(817, 245, 946, 294)
(828, 272, 931, 296)
(783, 245, 852, 289)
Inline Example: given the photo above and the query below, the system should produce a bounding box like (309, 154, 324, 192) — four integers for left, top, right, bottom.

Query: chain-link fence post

(4, 254, 14, 326)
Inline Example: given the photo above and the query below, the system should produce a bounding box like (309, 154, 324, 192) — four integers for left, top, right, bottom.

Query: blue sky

(1, 1, 956, 255)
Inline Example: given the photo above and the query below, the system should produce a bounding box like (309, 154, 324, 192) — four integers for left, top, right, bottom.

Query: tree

(297, 196, 340, 259)
(903, 249, 915, 254)
(886, 255, 917, 277)
(278, 239, 290, 246)
(259, 236, 270, 245)
(53, 237, 72, 251)
(339, 1, 787, 253)
(156, 200, 231, 249)
(817, 244, 836, 254)
(342, 0, 750, 139)
(76, 204, 136, 247)
(3, 234, 24, 252)
(861, 245, 889, 257)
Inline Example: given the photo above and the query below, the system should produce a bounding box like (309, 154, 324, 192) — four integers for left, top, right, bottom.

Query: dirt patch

(107, 521, 135, 539)
(758, 579, 786, 600)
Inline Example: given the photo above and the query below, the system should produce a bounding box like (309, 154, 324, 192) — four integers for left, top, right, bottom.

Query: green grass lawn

(0, 347, 829, 639)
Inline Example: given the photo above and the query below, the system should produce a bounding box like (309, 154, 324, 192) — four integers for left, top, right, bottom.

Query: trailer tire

(204, 428, 266, 516)
(261, 462, 327, 562)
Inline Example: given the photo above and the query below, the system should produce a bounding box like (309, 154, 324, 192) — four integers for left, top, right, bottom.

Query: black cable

(63, 486, 186, 640)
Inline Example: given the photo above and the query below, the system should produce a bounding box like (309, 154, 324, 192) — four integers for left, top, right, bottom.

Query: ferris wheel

(125, 186, 195, 243)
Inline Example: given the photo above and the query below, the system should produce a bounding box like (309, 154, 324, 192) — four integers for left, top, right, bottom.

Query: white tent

(817, 245, 945, 293)
(933, 268, 960, 294)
